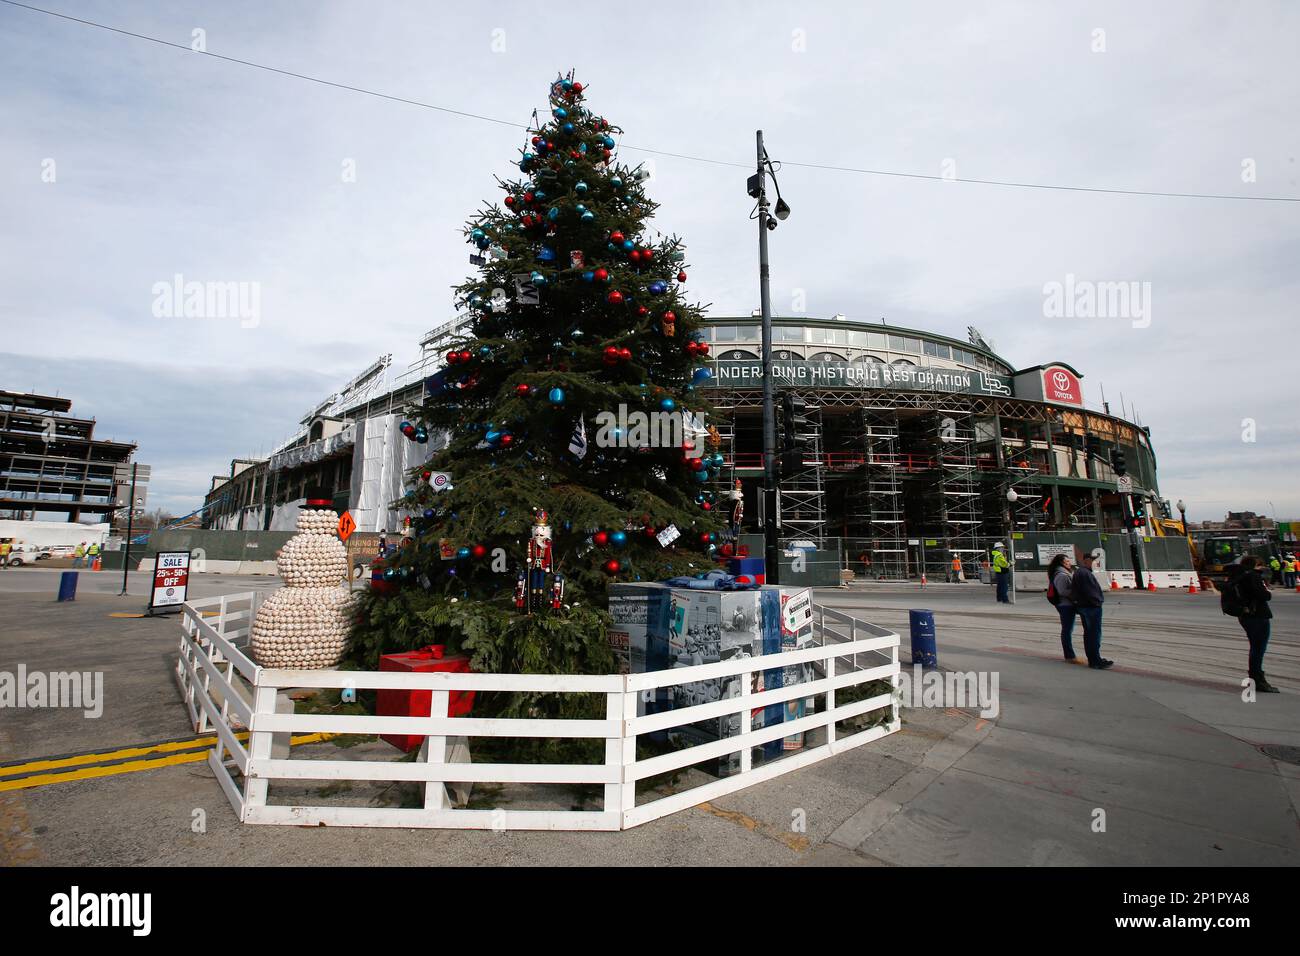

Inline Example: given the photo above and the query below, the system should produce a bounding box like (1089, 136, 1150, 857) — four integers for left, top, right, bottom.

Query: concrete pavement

(1, 571, 1297, 865)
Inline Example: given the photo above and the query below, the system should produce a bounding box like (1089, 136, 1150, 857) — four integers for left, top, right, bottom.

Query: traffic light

(1111, 448, 1127, 476)
(780, 392, 809, 476)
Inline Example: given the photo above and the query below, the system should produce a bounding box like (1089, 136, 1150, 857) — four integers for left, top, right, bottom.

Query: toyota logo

(1051, 370, 1072, 391)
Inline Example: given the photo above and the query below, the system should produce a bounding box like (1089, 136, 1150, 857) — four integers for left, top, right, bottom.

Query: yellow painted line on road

(0, 733, 335, 792)
(0, 733, 248, 777)
(107, 612, 147, 618)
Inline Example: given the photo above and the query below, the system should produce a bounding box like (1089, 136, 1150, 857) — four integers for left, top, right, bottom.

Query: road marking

(0, 733, 335, 792)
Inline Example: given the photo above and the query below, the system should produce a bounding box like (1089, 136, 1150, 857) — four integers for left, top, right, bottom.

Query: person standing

(1268, 554, 1282, 586)
(950, 553, 964, 583)
(0, 538, 10, 569)
(1226, 556, 1278, 693)
(73, 541, 86, 568)
(1284, 554, 1296, 590)
(86, 540, 100, 568)
(990, 542, 1011, 603)
(1071, 552, 1113, 669)
(1046, 553, 1077, 661)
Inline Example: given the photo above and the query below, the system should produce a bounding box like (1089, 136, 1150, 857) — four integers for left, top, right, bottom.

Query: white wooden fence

(176, 592, 900, 831)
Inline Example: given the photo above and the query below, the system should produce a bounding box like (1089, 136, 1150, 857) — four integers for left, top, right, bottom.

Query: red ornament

(471, 544, 488, 559)
(641, 249, 653, 261)
(572, 82, 584, 94)
(677, 271, 688, 282)
(628, 250, 641, 263)
(699, 533, 711, 544)
(504, 195, 516, 208)
(702, 502, 712, 511)
(593, 267, 608, 282)
(459, 350, 472, 363)
(530, 136, 540, 147)
(607, 290, 624, 305)
(618, 346, 632, 361)
(690, 458, 706, 471)
(603, 149, 612, 160)
(523, 191, 534, 203)
(446, 350, 460, 364)
(604, 559, 621, 575)
(603, 346, 620, 366)
(645, 526, 658, 538)
(663, 310, 677, 324)
(636, 306, 649, 317)
(610, 231, 625, 243)
(594, 531, 610, 546)
(515, 383, 530, 396)
(500, 433, 514, 446)
(421, 470, 431, 480)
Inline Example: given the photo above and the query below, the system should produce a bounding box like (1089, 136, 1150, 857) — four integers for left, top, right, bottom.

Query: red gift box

(377, 645, 475, 753)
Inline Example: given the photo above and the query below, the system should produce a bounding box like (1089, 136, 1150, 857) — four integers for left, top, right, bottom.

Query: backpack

(1045, 576, 1061, 606)
(1220, 576, 1251, 617)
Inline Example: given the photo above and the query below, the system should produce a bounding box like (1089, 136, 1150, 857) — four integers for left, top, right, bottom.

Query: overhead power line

(3, 0, 1297, 204)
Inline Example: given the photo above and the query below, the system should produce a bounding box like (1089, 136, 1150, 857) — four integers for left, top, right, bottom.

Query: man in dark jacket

(1228, 556, 1278, 693)
(1071, 552, 1113, 670)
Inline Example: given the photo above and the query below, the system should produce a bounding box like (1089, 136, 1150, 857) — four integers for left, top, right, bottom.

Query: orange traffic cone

(920, 572, 928, 588)
(1110, 577, 1120, 590)
(92, 557, 101, 572)
(1187, 577, 1198, 594)
(1147, 579, 1157, 592)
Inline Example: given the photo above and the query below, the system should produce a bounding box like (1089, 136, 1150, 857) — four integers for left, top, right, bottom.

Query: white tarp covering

(268, 424, 357, 473)
(349, 414, 436, 533)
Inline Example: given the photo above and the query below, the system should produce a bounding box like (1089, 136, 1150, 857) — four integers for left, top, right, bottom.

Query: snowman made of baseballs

(250, 489, 355, 669)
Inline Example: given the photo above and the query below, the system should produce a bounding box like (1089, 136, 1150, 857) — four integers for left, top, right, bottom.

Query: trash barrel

(909, 608, 937, 667)
(57, 571, 79, 602)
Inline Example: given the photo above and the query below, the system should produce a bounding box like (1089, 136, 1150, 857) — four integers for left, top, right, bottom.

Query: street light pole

(756, 130, 779, 585)
(119, 462, 138, 596)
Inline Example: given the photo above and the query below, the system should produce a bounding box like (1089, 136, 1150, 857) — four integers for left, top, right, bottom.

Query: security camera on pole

(748, 130, 790, 584)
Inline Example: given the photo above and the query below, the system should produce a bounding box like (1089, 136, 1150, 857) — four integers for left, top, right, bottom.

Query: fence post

(825, 645, 837, 751)
(422, 690, 451, 813)
(243, 682, 279, 817)
(739, 664, 753, 774)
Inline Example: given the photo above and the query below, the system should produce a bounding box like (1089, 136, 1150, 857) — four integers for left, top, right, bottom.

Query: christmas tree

(349, 73, 728, 690)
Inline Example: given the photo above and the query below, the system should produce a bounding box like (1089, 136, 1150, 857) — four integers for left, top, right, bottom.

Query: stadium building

(700, 315, 1165, 579)
(205, 313, 1170, 580)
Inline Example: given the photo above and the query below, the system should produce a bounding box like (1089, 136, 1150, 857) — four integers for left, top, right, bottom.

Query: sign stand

(147, 551, 190, 616)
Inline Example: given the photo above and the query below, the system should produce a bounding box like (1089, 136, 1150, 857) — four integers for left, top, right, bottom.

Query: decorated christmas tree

(349, 73, 728, 688)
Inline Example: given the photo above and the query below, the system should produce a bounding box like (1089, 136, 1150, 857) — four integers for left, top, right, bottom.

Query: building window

(888, 334, 905, 350)
(775, 326, 806, 343)
(848, 331, 869, 348)
(903, 337, 922, 353)
(715, 326, 738, 342)
(868, 332, 889, 348)
(809, 351, 847, 362)
(719, 349, 759, 360)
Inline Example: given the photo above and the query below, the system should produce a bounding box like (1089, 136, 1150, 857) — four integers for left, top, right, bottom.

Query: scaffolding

(926, 410, 985, 580)
(776, 398, 827, 544)
(1005, 462, 1044, 533)
(845, 408, 906, 579)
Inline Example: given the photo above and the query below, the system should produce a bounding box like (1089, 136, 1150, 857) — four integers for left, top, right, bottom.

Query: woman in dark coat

(1227, 556, 1278, 693)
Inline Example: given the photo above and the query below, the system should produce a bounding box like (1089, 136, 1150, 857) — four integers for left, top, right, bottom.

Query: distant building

(0, 390, 136, 523)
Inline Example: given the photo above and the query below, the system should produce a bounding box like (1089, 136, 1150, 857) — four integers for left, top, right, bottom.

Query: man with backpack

(1071, 552, 1113, 670)
(1223, 556, 1278, 693)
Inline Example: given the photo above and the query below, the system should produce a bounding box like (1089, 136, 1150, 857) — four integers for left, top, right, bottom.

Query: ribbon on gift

(662, 570, 758, 591)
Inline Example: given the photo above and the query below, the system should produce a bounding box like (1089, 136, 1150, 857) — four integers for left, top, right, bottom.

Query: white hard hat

(994, 542, 1004, 548)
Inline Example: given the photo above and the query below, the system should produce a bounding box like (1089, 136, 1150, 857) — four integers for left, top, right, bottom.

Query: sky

(1, 0, 1297, 522)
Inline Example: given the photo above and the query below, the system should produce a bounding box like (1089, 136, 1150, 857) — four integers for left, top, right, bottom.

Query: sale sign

(150, 551, 190, 610)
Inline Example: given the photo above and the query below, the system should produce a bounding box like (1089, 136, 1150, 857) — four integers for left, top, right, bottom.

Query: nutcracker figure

(525, 509, 555, 614)
(729, 479, 744, 532)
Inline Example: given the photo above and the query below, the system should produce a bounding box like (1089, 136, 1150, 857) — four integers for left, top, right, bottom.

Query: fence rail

(176, 593, 900, 831)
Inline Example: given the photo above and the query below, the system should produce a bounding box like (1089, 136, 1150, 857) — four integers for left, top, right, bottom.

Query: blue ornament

(471, 228, 485, 241)
(480, 345, 491, 355)
(575, 181, 588, 194)
(623, 239, 634, 251)
(399, 420, 412, 432)
(415, 429, 428, 443)
(456, 547, 470, 559)
(660, 398, 676, 412)
(611, 176, 623, 188)
(582, 270, 595, 282)
(538, 246, 556, 262)
(563, 122, 575, 135)
(547, 207, 559, 221)
(694, 470, 709, 483)
(485, 430, 502, 443)
(581, 211, 595, 222)
(553, 107, 567, 119)
(607, 243, 616, 252)
(692, 367, 713, 384)
(578, 142, 588, 154)
(603, 135, 615, 148)
(649, 281, 667, 295)
(534, 190, 547, 201)
(423, 509, 434, 519)
(531, 271, 546, 285)
(575, 204, 587, 213)
(611, 531, 627, 546)
(383, 568, 396, 580)
(548, 387, 565, 404)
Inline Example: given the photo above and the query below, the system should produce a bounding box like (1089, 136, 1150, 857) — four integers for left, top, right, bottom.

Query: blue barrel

(909, 608, 937, 667)
(57, 571, 79, 602)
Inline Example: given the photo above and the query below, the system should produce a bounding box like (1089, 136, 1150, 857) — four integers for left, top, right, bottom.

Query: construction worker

(950, 553, 964, 583)
(73, 541, 87, 568)
(0, 538, 10, 569)
(87, 540, 101, 568)
(991, 542, 1011, 603)
(1268, 554, 1282, 586)
(1284, 555, 1297, 590)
